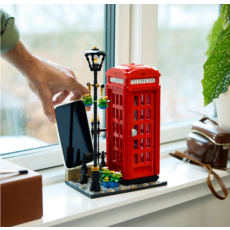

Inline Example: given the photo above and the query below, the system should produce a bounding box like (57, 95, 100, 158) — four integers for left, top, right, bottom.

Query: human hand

(25, 55, 90, 124)
(2, 41, 90, 124)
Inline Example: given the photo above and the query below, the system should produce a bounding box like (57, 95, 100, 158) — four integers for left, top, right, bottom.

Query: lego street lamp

(84, 47, 106, 192)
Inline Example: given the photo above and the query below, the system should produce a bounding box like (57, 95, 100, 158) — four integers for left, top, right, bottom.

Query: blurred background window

(0, 4, 104, 154)
(157, 4, 219, 124)
(1, 4, 220, 155)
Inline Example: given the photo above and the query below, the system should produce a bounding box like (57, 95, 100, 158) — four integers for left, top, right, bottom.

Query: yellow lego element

(91, 114, 94, 122)
(94, 57, 98, 63)
(103, 96, 108, 99)
(84, 94, 89, 97)
(88, 85, 91, 95)
(130, 185, 137, 189)
(96, 83, 100, 87)
(97, 113, 100, 122)
(149, 182, 156, 185)
(91, 166, 99, 171)
(100, 87, 103, 96)
(110, 171, 115, 173)
(94, 46, 97, 49)
(104, 177, 109, 180)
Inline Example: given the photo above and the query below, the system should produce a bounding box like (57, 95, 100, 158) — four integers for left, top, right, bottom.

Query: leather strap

(199, 116, 219, 126)
(172, 151, 229, 200)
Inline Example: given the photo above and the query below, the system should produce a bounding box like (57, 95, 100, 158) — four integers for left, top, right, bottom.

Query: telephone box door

(127, 90, 156, 180)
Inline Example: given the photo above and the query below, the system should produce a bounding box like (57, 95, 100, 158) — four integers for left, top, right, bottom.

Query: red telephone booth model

(105, 63, 161, 185)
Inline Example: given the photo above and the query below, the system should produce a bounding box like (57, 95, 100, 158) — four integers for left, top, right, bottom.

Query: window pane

(157, 4, 218, 124)
(1, 4, 104, 154)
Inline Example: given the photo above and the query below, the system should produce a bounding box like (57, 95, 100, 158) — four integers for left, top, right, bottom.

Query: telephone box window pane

(120, 139, 123, 149)
(113, 137, 116, 147)
(113, 150, 116, 160)
(140, 110, 144, 120)
(113, 108, 115, 118)
(116, 123, 119, 133)
(147, 94, 151, 105)
(116, 137, 119, 147)
(120, 110, 123, 120)
(134, 125, 138, 135)
(134, 154, 138, 164)
(134, 110, 138, 120)
(146, 152, 150, 162)
(120, 153, 123, 163)
(140, 95, 145, 105)
(140, 139, 144, 149)
(140, 153, 144, 163)
(115, 151, 118, 161)
(116, 109, 119, 119)
(120, 124, 123, 134)
(146, 138, 150, 148)
(113, 122, 115, 132)
(120, 95, 122, 106)
(113, 93, 116, 104)
(140, 124, 144, 135)
(146, 109, 150, 119)
(134, 96, 138, 106)
(116, 94, 119, 105)
(134, 139, 138, 149)
(146, 123, 150, 133)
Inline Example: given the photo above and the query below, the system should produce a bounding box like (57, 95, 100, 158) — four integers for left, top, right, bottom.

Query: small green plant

(82, 94, 93, 106)
(202, 4, 230, 106)
(100, 168, 122, 183)
(110, 172, 123, 183)
(100, 167, 111, 181)
(96, 97, 111, 109)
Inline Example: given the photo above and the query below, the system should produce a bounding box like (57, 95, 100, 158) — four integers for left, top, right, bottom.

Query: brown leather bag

(170, 116, 230, 200)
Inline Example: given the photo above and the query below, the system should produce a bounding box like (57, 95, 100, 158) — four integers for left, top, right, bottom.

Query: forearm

(1, 40, 35, 76)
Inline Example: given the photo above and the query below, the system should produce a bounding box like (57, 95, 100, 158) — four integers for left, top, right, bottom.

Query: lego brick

(105, 64, 161, 183)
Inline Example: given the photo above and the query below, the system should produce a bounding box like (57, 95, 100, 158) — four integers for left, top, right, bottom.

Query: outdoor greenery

(202, 4, 230, 106)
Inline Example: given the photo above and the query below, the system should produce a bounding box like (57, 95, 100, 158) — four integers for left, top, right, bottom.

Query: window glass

(0, 4, 104, 154)
(158, 4, 219, 124)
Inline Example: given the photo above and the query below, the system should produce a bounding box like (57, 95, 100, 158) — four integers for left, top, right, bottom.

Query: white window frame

(3, 4, 215, 170)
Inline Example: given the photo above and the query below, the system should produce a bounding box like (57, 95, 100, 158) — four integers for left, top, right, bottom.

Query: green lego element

(100, 167, 122, 183)
(82, 95, 93, 106)
(100, 167, 111, 182)
(110, 172, 122, 183)
(96, 97, 111, 109)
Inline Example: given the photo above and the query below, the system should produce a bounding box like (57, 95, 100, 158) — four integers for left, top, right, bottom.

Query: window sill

(14, 141, 230, 227)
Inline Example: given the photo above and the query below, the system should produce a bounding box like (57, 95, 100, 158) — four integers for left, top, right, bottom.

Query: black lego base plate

(65, 178, 167, 199)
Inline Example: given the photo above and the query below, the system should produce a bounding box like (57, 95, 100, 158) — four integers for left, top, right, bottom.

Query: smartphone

(55, 100, 93, 170)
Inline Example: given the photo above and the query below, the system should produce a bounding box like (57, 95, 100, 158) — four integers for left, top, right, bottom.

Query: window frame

(2, 4, 218, 170)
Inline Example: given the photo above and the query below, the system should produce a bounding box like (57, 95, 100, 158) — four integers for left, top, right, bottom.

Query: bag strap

(199, 116, 219, 126)
(173, 151, 229, 200)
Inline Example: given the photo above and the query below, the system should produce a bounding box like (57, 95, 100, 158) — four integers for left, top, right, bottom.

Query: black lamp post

(84, 47, 106, 192)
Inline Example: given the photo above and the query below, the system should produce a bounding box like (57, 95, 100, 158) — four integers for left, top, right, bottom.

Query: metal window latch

(131, 129, 137, 137)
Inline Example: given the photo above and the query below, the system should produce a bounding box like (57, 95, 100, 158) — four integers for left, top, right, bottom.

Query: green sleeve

(1, 8, 20, 54)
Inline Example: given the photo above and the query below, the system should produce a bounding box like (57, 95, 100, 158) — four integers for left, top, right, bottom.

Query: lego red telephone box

(106, 63, 161, 185)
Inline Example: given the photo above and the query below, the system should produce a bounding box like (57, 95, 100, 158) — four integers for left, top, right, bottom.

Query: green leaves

(202, 35, 230, 106)
(205, 17, 222, 57)
(202, 4, 230, 106)
(221, 4, 230, 30)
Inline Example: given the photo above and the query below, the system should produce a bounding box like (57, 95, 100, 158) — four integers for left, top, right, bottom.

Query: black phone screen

(55, 100, 93, 169)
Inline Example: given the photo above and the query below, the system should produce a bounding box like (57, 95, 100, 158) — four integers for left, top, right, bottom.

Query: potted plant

(109, 172, 122, 188)
(96, 96, 111, 109)
(100, 167, 111, 188)
(202, 4, 230, 132)
(82, 94, 93, 107)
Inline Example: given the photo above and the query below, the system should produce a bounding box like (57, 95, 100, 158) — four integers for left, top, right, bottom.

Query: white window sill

(14, 140, 230, 227)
